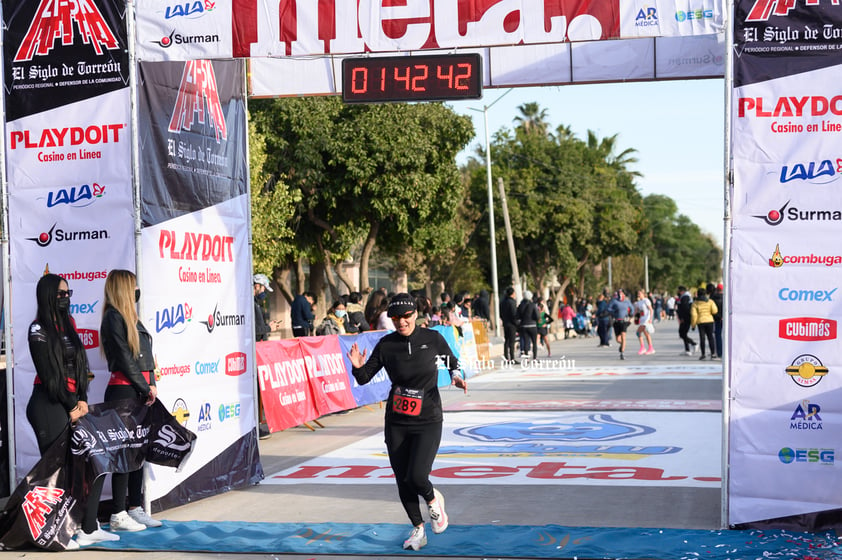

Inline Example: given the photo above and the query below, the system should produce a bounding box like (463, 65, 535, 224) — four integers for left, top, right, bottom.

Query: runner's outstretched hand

(348, 342, 367, 369)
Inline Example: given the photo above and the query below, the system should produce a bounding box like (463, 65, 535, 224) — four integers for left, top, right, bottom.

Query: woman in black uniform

(347, 293, 467, 551)
(26, 273, 117, 547)
(100, 269, 161, 532)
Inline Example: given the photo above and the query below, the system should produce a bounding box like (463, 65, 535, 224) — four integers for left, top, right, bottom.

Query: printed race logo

(22, 486, 73, 540)
(755, 201, 842, 225)
(154, 302, 193, 334)
(791, 400, 822, 431)
(164, 0, 216, 19)
(14, 0, 120, 62)
(77, 328, 99, 349)
(779, 317, 837, 341)
(780, 159, 839, 184)
(778, 447, 834, 465)
(225, 352, 247, 376)
(70, 427, 98, 456)
(168, 60, 227, 142)
(768, 244, 842, 267)
(746, 0, 816, 21)
(42, 183, 106, 208)
(28, 224, 109, 247)
(200, 304, 245, 333)
(785, 354, 828, 388)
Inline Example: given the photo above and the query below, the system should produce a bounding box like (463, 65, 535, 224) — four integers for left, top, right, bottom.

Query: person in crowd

(100, 269, 162, 532)
(500, 287, 519, 361)
(676, 286, 698, 356)
(439, 292, 452, 310)
(290, 291, 316, 337)
(345, 292, 369, 333)
(430, 306, 442, 327)
(27, 274, 114, 547)
(347, 293, 467, 551)
(517, 290, 539, 359)
(595, 291, 612, 348)
(710, 283, 724, 359)
(414, 294, 433, 328)
(472, 290, 491, 324)
(653, 293, 664, 323)
(666, 293, 676, 320)
(634, 289, 656, 355)
(607, 290, 634, 360)
(691, 287, 718, 360)
(536, 301, 553, 357)
(560, 302, 576, 339)
(316, 300, 348, 335)
(253, 273, 280, 342)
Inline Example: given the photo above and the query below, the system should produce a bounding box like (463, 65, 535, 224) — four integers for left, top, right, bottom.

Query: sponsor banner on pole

(729, 0, 842, 526)
(137, 57, 256, 503)
(135, 0, 233, 62)
(297, 336, 359, 416)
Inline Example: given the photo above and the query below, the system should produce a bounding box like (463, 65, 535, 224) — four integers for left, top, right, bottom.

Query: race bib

(392, 386, 424, 416)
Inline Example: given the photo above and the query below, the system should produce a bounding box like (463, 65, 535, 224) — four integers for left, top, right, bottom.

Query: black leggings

(698, 322, 715, 357)
(503, 323, 518, 361)
(105, 385, 145, 512)
(385, 422, 441, 527)
(27, 386, 103, 533)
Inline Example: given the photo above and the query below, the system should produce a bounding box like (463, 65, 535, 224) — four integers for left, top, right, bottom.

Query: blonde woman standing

(100, 269, 162, 532)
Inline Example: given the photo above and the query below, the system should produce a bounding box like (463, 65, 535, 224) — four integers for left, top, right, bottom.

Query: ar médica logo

(168, 60, 227, 143)
(14, 0, 119, 62)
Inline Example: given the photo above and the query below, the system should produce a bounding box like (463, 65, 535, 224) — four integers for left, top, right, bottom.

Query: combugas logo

(768, 244, 842, 267)
(755, 201, 842, 225)
(168, 60, 227, 142)
(785, 354, 828, 388)
(14, 0, 120, 62)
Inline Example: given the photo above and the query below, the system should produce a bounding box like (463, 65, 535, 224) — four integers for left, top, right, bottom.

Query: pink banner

(256, 340, 319, 432)
(298, 336, 358, 416)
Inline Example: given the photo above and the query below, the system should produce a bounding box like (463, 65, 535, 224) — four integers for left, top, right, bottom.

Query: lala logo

(168, 60, 227, 143)
(165, 0, 216, 19)
(14, 0, 120, 62)
(45, 183, 106, 208)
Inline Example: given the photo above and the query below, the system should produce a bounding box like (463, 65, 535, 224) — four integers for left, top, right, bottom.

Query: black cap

(387, 293, 416, 317)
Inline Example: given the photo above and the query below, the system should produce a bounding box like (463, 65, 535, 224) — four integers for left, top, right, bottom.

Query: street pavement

(11, 319, 724, 560)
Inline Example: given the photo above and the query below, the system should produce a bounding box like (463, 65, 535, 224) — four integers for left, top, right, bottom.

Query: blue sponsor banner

(338, 331, 390, 407)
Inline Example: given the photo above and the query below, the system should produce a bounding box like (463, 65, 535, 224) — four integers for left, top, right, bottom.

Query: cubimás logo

(27, 224, 109, 247)
(165, 0, 216, 19)
(779, 317, 837, 341)
(785, 354, 828, 388)
(225, 352, 247, 376)
(791, 400, 822, 431)
(778, 447, 834, 464)
(76, 328, 99, 349)
(14, 0, 120, 62)
(755, 201, 842, 225)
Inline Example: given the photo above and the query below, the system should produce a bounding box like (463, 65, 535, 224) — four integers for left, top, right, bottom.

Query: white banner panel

(620, 0, 723, 38)
(141, 195, 256, 500)
(135, 0, 233, 61)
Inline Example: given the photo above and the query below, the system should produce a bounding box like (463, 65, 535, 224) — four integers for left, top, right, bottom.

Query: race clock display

(341, 53, 482, 103)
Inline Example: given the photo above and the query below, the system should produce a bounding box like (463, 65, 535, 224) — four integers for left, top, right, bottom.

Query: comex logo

(785, 354, 828, 388)
(779, 447, 834, 465)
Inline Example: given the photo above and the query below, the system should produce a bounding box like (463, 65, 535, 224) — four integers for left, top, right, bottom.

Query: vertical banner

(3, 0, 134, 478)
(729, 1, 842, 528)
(137, 58, 262, 508)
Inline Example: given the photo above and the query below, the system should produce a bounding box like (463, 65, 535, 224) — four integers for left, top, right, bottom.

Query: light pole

(469, 89, 513, 338)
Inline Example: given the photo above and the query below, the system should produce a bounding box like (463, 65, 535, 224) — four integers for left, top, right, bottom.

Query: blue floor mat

(86, 520, 842, 559)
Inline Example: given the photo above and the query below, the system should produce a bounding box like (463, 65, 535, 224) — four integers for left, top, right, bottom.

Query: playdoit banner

(728, 0, 842, 529)
(136, 58, 261, 509)
(2, 0, 135, 478)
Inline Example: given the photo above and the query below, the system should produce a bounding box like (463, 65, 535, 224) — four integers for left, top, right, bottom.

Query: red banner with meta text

(256, 337, 357, 432)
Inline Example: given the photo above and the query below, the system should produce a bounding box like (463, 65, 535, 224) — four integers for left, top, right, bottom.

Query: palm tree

(514, 102, 549, 136)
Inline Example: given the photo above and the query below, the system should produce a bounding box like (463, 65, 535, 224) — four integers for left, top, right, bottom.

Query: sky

(446, 78, 727, 242)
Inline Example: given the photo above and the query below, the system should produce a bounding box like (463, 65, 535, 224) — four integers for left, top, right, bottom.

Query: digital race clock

(341, 53, 482, 103)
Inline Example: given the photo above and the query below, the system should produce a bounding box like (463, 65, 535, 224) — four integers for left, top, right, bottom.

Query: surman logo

(168, 60, 227, 143)
(14, 0, 120, 62)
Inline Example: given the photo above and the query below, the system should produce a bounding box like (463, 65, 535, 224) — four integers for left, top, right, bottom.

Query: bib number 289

(392, 387, 423, 416)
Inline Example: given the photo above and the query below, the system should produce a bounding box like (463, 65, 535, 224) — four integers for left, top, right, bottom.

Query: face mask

(335, 309, 347, 318)
(257, 291, 267, 301)
(56, 297, 70, 312)
(135, 288, 141, 302)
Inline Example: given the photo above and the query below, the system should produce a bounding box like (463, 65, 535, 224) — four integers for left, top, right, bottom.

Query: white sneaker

(428, 488, 449, 534)
(65, 538, 81, 550)
(109, 510, 147, 532)
(128, 506, 163, 528)
(76, 523, 120, 546)
(402, 524, 427, 551)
